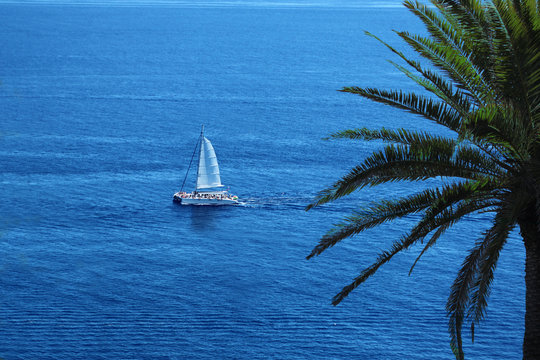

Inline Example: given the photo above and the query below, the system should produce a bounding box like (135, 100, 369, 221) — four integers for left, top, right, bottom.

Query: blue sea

(0, 1, 525, 359)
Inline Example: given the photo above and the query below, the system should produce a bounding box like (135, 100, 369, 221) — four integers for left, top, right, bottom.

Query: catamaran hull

(173, 195, 239, 206)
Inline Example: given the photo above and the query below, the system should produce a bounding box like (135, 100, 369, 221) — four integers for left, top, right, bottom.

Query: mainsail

(196, 136, 223, 190)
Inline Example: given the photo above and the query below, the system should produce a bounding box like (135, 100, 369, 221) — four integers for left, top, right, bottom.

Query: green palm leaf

(340, 87, 463, 130)
(332, 196, 496, 306)
(447, 204, 516, 359)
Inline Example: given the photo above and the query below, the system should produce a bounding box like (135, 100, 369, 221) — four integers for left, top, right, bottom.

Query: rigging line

(180, 131, 202, 192)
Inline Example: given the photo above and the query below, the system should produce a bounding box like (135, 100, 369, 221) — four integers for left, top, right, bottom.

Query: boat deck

(173, 191, 239, 205)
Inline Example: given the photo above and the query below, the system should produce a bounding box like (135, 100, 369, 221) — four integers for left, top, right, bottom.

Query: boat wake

(235, 194, 314, 210)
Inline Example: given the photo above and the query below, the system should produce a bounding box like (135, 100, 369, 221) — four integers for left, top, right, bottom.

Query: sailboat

(173, 126, 239, 205)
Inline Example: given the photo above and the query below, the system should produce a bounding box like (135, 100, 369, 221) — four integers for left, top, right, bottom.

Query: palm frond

(340, 87, 463, 131)
(468, 194, 521, 330)
(435, 0, 490, 40)
(464, 105, 531, 160)
(325, 127, 453, 145)
(397, 31, 491, 103)
(307, 140, 502, 208)
(447, 203, 516, 359)
(331, 235, 412, 305)
(341, 86, 518, 172)
(405, 0, 498, 94)
(491, 0, 540, 120)
(332, 195, 496, 306)
(454, 145, 509, 177)
(447, 239, 483, 360)
(364, 30, 478, 111)
(406, 0, 466, 50)
(307, 188, 453, 259)
(407, 180, 503, 274)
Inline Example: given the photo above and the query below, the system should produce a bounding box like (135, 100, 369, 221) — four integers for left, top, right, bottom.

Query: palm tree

(306, 0, 540, 358)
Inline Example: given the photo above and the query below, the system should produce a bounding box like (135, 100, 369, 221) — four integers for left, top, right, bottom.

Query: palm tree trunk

(519, 215, 540, 360)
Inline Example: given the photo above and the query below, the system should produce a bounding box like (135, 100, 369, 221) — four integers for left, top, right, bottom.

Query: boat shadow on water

(172, 202, 240, 231)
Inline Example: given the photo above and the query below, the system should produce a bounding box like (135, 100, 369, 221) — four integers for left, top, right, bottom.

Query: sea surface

(0, 2, 525, 359)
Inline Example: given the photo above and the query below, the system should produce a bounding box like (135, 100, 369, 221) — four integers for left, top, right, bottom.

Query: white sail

(196, 136, 223, 190)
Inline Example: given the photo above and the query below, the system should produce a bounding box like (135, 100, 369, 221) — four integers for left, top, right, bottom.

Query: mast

(196, 125, 204, 190)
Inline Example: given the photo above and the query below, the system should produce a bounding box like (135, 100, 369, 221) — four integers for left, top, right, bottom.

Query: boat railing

(175, 191, 237, 201)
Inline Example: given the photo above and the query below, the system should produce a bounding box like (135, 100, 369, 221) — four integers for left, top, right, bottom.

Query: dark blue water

(0, 2, 525, 359)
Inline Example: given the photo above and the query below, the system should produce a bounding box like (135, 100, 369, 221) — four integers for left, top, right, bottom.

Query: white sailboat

(173, 126, 239, 205)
